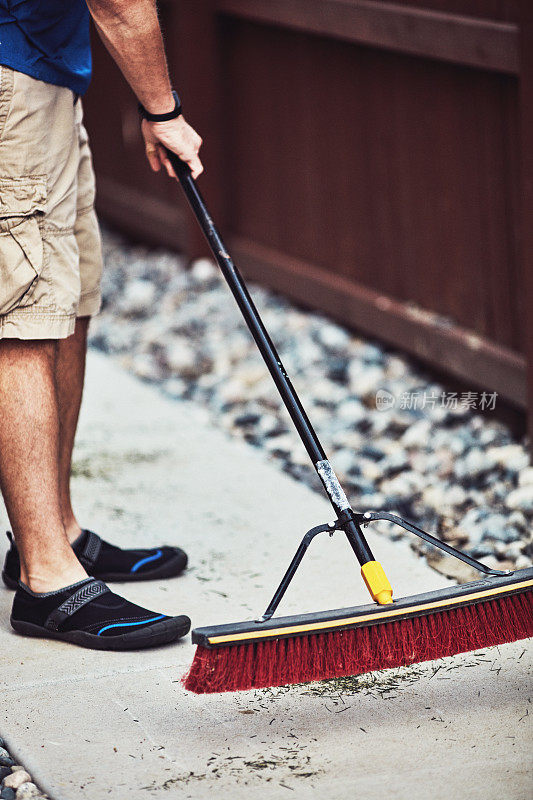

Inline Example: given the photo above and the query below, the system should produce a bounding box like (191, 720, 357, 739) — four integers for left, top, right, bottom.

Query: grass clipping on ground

(253, 650, 499, 702)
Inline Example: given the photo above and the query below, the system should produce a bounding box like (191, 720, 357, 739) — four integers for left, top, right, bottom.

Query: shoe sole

(2, 552, 187, 591)
(10, 615, 191, 651)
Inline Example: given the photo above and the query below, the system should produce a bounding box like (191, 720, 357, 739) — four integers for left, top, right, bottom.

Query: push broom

(164, 148, 533, 694)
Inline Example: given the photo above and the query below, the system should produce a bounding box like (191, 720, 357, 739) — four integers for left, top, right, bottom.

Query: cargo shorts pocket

(0, 178, 46, 315)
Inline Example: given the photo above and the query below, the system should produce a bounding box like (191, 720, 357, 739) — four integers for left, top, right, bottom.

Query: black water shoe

(2, 530, 188, 589)
(10, 577, 190, 650)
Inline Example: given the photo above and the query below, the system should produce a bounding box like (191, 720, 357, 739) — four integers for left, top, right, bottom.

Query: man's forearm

(86, 0, 174, 112)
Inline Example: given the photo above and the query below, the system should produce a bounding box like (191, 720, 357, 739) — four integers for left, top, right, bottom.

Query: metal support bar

(259, 519, 341, 621)
(356, 511, 507, 577)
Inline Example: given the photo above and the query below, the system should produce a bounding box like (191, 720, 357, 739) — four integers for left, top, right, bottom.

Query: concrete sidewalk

(0, 351, 531, 800)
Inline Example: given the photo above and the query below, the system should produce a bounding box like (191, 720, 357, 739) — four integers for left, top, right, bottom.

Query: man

(0, 0, 203, 649)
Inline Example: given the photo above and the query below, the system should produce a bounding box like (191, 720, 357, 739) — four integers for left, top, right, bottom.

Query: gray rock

(487, 444, 529, 473)
(421, 485, 447, 511)
(470, 542, 500, 558)
(474, 514, 518, 544)
(430, 429, 467, 455)
(163, 339, 198, 376)
(292, 340, 323, 365)
(508, 511, 528, 532)
(361, 493, 388, 510)
(14, 784, 40, 799)
(347, 363, 385, 398)
(336, 399, 367, 425)
(400, 420, 431, 449)
(506, 485, 533, 513)
(381, 449, 409, 475)
(264, 434, 294, 454)
(454, 449, 497, 480)
(518, 467, 533, 487)
(216, 379, 246, 406)
(190, 258, 218, 283)
(381, 472, 423, 497)
(360, 444, 385, 462)
(1, 788, 15, 800)
(311, 380, 345, 405)
(484, 554, 516, 573)
(3, 772, 31, 790)
(138, 319, 171, 350)
(316, 323, 351, 351)
(257, 413, 281, 436)
(131, 352, 160, 382)
(90, 318, 135, 354)
(0, 767, 11, 783)
(348, 477, 375, 496)
(445, 485, 468, 507)
(162, 377, 188, 399)
(360, 343, 385, 364)
(120, 279, 156, 317)
(459, 508, 491, 546)
(503, 542, 523, 561)
(0, 750, 13, 768)
(330, 448, 356, 477)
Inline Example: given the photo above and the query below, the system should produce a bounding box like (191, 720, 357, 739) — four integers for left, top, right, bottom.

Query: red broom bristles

(183, 590, 533, 693)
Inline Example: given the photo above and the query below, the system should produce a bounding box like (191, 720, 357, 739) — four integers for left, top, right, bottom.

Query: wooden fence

(84, 0, 533, 439)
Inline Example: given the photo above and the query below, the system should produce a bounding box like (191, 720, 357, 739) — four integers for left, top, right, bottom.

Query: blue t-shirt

(0, 0, 91, 95)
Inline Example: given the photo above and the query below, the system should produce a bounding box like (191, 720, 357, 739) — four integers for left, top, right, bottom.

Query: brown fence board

(232, 235, 527, 405)
(222, 18, 522, 348)
(389, 1, 518, 23)
(84, 0, 532, 437)
(95, 177, 187, 251)
(217, 0, 519, 73)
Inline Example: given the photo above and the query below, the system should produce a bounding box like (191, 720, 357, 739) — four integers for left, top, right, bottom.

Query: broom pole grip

(167, 150, 374, 565)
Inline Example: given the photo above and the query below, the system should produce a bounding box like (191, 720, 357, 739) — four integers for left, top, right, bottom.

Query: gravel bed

(0, 739, 47, 799)
(89, 227, 532, 581)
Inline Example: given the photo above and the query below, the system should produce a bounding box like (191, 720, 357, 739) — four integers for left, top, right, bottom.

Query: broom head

(183, 568, 533, 693)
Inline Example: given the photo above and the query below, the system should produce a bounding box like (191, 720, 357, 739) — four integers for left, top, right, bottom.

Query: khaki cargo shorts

(0, 66, 103, 339)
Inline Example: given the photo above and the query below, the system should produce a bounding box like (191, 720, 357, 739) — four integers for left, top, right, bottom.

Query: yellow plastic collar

(361, 561, 393, 605)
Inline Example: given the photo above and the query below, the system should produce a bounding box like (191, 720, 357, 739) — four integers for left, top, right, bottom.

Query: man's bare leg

(55, 317, 89, 543)
(0, 340, 87, 592)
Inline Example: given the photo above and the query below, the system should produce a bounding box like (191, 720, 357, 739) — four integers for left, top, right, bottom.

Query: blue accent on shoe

(97, 615, 166, 636)
(130, 549, 163, 573)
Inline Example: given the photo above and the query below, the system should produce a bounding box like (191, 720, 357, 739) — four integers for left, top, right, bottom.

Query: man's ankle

(63, 518, 83, 545)
(20, 560, 88, 594)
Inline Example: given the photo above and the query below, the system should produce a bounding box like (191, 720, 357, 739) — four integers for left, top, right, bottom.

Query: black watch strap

(138, 90, 182, 122)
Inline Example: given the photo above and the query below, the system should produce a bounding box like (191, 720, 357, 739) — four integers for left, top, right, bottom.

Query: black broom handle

(166, 151, 374, 565)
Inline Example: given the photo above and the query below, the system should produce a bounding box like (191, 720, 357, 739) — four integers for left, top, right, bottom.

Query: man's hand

(87, 0, 204, 180)
(142, 116, 203, 180)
